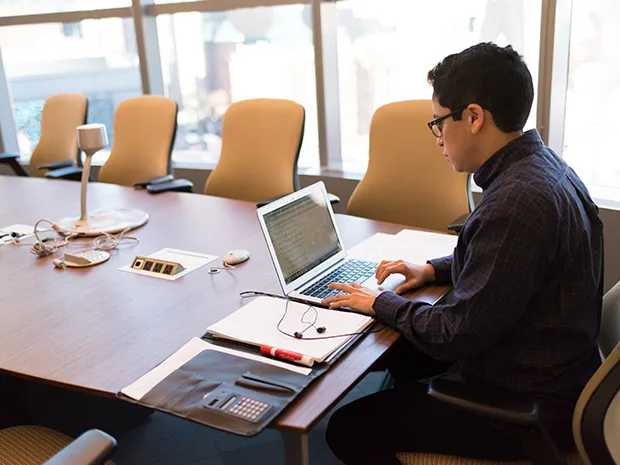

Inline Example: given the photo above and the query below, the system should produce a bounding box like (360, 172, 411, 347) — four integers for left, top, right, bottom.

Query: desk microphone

(55, 124, 149, 236)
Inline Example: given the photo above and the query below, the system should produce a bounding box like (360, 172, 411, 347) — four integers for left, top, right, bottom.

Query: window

(62, 22, 84, 38)
(156, 5, 320, 169)
(0, 0, 129, 17)
(562, 0, 620, 203)
(0, 19, 141, 157)
(336, 0, 542, 172)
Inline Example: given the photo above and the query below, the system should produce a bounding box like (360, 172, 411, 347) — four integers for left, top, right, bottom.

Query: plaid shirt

(373, 130, 603, 405)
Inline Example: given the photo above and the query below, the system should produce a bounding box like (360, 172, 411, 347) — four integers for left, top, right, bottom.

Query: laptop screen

(263, 190, 343, 284)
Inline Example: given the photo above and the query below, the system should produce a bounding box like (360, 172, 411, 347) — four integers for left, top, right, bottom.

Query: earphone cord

(299, 305, 319, 336)
(239, 290, 386, 341)
(8, 218, 139, 257)
(92, 227, 138, 251)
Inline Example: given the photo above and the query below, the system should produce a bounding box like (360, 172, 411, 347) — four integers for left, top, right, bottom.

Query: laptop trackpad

(363, 274, 405, 293)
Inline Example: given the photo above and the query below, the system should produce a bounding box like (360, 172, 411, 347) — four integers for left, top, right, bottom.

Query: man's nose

(436, 136, 444, 148)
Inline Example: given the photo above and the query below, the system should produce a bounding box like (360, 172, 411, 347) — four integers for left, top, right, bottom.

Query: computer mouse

(223, 249, 250, 266)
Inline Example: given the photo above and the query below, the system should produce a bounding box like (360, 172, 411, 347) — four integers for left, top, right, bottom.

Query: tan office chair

(0, 93, 88, 178)
(98, 95, 177, 186)
(397, 280, 620, 465)
(0, 427, 116, 464)
(47, 96, 192, 191)
(348, 100, 473, 233)
(203, 98, 305, 202)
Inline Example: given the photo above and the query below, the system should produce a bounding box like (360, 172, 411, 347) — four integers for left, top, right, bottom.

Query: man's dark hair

(427, 43, 534, 133)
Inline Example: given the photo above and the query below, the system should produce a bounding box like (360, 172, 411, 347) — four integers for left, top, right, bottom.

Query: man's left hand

(321, 283, 383, 316)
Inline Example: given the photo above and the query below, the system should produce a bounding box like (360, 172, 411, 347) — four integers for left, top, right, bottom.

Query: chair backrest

(98, 96, 177, 186)
(348, 100, 470, 232)
(573, 341, 620, 465)
(204, 98, 304, 202)
(29, 93, 88, 176)
(600, 280, 620, 359)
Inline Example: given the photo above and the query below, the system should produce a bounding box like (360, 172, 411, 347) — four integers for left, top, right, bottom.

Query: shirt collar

(473, 129, 545, 190)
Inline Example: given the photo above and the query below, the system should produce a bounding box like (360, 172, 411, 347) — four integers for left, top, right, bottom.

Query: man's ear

(467, 104, 485, 134)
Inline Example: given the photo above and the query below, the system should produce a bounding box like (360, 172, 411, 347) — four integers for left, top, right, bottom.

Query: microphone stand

(56, 124, 149, 236)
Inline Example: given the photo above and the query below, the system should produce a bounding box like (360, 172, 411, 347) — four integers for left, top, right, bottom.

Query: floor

(109, 372, 385, 465)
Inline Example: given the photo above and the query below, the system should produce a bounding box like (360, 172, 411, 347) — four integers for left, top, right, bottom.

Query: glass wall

(563, 0, 620, 202)
(156, 5, 319, 168)
(0, 0, 618, 204)
(336, 0, 542, 172)
(0, 18, 141, 154)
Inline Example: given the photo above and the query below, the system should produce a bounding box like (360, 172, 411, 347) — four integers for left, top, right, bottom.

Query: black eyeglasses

(427, 106, 467, 138)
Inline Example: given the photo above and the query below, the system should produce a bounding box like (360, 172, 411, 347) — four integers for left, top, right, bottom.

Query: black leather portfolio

(117, 329, 369, 436)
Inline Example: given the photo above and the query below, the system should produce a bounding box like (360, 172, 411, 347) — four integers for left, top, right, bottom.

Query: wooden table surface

(0, 175, 449, 433)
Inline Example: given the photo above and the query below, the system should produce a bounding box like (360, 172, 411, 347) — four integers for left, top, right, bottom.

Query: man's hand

(376, 260, 436, 294)
(321, 283, 382, 315)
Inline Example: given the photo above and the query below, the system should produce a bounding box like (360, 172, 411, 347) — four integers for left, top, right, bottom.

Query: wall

(1, 164, 618, 293)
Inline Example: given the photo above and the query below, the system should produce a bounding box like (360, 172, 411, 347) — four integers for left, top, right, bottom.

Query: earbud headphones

(239, 290, 385, 341)
(290, 304, 328, 338)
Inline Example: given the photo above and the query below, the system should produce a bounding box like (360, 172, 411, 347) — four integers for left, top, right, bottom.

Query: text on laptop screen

(263, 192, 342, 284)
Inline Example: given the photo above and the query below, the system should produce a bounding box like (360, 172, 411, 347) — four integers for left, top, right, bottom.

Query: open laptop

(257, 181, 404, 306)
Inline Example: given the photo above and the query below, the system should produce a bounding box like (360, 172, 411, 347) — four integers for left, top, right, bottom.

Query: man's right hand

(375, 260, 436, 295)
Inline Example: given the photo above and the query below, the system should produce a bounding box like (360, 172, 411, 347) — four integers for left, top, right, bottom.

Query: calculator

(203, 388, 272, 423)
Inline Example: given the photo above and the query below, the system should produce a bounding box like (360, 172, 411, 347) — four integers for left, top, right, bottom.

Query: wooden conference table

(0, 176, 449, 464)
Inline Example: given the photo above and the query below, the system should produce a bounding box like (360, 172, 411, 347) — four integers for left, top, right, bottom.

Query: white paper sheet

(393, 229, 457, 263)
(348, 230, 457, 265)
(119, 248, 218, 280)
(121, 337, 311, 401)
(346, 232, 395, 263)
(207, 296, 373, 363)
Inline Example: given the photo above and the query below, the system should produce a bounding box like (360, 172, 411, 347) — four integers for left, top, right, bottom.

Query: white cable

(208, 263, 236, 274)
(11, 219, 139, 257)
(92, 228, 138, 251)
(30, 219, 75, 257)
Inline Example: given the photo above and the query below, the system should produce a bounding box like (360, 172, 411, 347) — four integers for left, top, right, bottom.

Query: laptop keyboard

(301, 259, 377, 300)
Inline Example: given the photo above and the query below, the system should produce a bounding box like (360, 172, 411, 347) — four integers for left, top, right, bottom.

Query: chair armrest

(448, 213, 470, 233)
(256, 192, 341, 208)
(133, 174, 174, 188)
(37, 160, 75, 171)
(0, 153, 29, 176)
(0, 153, 20, 162)
(43, 429, 116, 465)
(146, 178, 193, 194)
(45, 166, 84, 181)
(428, 377, 540, 427)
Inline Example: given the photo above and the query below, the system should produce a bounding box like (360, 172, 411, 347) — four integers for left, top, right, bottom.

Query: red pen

(260, 345, 315, 367)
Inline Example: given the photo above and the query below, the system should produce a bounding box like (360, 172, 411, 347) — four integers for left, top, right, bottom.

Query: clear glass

(0, 0, 129, 17)
(0, 19, 141, 157)
(336, 0, 542, 172)
(156, 5, 319, 168)
(562, 0, 620, 203)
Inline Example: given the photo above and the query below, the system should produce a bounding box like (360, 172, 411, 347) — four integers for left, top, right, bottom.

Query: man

(323, 42, 603, 464)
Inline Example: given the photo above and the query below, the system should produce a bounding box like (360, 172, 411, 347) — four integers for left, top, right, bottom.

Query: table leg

(281, 431, 310, 465)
